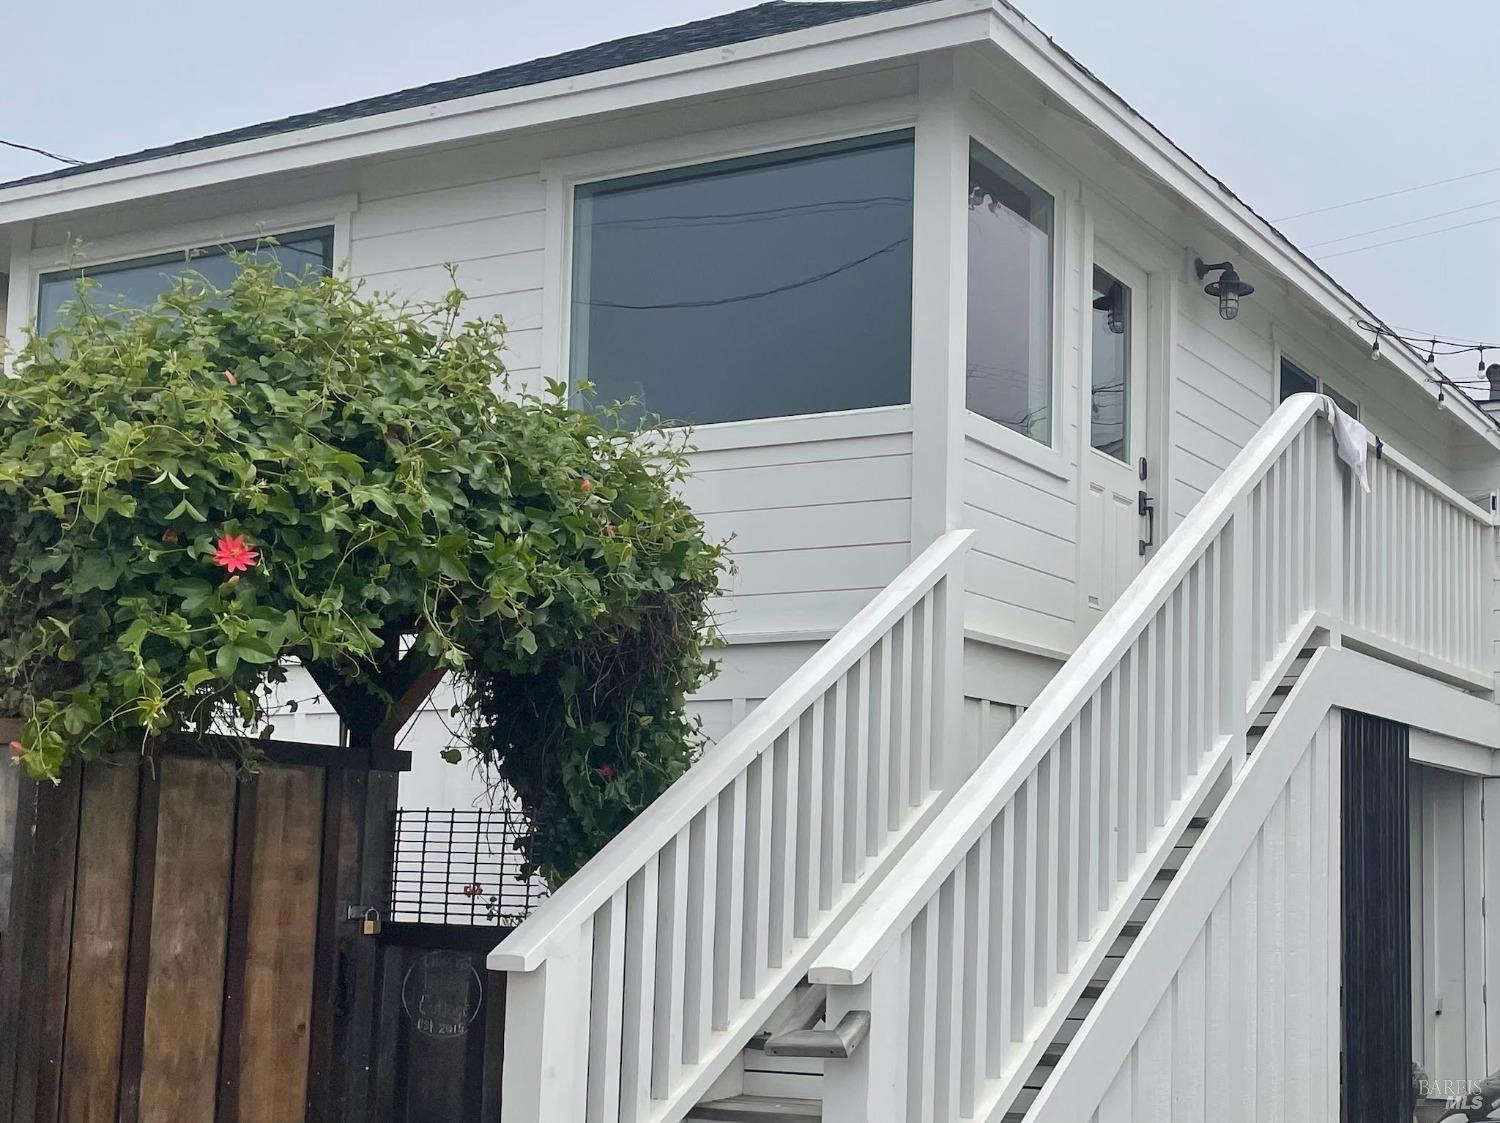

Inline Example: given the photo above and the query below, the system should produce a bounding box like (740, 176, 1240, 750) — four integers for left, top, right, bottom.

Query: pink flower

(212, 534, 259, 574)
(580, 479, 592, 493)
(223, 370, 237, 385)
(9, 740, 23, 759)
(462, 883, 484, 899)
(596, 764, 617, 780)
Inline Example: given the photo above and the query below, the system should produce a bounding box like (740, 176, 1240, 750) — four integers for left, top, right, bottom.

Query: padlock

(362, 907, 382, 935)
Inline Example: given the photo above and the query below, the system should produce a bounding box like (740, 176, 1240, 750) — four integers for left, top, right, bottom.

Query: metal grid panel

(389, 808, 547, 926)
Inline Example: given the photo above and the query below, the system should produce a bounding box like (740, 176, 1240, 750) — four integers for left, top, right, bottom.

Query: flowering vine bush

(0, 258, 724, 883)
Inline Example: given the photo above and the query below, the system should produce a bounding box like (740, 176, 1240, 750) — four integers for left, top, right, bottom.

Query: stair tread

(689, 1095, 822, 1122)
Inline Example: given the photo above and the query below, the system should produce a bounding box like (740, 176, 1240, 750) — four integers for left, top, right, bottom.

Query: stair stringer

(1025, 653, 1343, 1123)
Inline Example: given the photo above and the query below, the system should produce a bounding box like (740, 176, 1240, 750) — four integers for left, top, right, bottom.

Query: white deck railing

(809, 395, 1497, 1122)
(490, 529, 973, 1123)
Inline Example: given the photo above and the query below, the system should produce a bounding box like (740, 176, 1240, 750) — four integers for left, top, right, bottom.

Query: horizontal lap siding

(963, 438, 1077, 653)
(347, 169, 547, 393)
(683, 430, 912, 639)
(1171, 311, 1272, 526)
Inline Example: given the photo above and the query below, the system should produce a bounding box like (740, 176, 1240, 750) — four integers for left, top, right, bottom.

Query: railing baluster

(848, 655, 870, 882)
(797, 699, 824, 936)
(653, 829, 689, 1097)
(713, 777, 745, 1030)
(823, 681, 847, 910)
(871, 635, 892, 854)
(683, 807, 716, 1067)
(743, 753, 773, 1000)
(619, 860, 658, 1123)
(769, 728, 797, 969)
(588, 888, 626, 1123)
(962, 830, 992, 1116)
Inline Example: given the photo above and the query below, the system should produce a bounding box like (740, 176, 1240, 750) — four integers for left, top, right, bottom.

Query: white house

(2, 1, 1498, 1119)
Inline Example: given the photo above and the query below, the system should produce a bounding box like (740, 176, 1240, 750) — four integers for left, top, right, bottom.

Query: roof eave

(980, 5, 1500, 447)
(0, 0, 991, 225)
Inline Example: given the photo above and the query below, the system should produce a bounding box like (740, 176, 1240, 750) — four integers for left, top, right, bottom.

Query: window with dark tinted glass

(966, 142, 1054, 444)
(37, 228, 334, 334)
(569, 133, 914, 426)
(1279, 358, 1318, 402)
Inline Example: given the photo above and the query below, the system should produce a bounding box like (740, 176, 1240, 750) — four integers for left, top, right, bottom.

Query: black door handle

(1138, 490, 1156, 556)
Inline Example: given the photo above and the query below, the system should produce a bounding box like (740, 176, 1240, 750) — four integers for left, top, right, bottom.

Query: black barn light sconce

(1194, 258, 1255, 321)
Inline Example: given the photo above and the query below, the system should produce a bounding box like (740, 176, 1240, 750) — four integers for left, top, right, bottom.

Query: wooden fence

(0, 734, 410, 1123)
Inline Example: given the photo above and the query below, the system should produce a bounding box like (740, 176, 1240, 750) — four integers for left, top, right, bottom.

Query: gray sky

(3, 0, 1495, 384)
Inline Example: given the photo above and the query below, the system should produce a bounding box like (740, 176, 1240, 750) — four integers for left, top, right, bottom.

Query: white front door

(1080, 246, 1154, 628)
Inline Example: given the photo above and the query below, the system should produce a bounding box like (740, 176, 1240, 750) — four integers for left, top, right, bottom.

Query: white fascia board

(0, 0, 990, 223)
(981, 4, 1500, 447)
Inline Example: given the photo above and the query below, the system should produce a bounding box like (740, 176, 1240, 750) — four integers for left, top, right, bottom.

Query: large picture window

(966, 142, 1054, 444)
(37, 228, 334, 334)
(569, 133, 915, 426)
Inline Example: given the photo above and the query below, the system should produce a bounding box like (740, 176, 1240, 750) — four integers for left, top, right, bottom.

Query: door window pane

(37, 228, 333, 334)
(570, 133, 914, 426)
(1090, 265, 1131, 460)
(966, 142, 1054, 443)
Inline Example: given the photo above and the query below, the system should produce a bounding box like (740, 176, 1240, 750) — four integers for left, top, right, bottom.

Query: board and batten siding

(1069, 711, 1340, 1123)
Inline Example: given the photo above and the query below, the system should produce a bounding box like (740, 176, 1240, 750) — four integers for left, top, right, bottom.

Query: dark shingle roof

(1, 0, 938, 192)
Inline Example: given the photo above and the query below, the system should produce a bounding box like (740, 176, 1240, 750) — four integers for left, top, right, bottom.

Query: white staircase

(489, 529, 973, 1123)
(490, 394, 1498, 1123)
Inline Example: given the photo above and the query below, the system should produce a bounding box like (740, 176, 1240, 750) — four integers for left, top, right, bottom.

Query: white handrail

(491, 527, 973, 1123)
(810, 395, 1327, 986)
(811, 393, 1496, 1123)
(491, 528, 974, 974)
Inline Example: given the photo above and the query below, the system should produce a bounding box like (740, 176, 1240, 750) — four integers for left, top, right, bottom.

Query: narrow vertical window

(1090, 265, 1131, 460)
(965, 142, 1054, 444)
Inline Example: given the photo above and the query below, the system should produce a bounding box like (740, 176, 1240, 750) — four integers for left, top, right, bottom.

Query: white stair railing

(489, 529, 973, 1123)
(809, 395, 1497, 1122)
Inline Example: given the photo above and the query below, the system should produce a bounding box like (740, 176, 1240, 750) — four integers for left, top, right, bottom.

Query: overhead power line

(1275, 162, 1500, 222)
(1313, 213, 1500, 260)
(0, 137, 82, 166)
(1305, 197, 1500, 248)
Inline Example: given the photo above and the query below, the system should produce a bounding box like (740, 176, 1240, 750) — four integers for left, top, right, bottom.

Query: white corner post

(821, 934, 913, 1123)
(909, 49, 972, 788)
(499, 920, 593, 1123)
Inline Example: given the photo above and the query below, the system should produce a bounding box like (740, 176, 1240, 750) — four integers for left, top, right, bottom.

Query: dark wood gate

(0, 733, 409, 1123)
(1341, 709, 1412, 1122)
(363, 807, 546, 1122)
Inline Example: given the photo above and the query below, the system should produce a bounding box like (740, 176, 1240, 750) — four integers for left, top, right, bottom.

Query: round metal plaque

(401, 950, 484, 1039)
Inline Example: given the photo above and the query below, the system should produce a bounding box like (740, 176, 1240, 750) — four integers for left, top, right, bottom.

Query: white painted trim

(961, 411, 1070, 480)
(981, 3, 1500, 447)
(1030, 645, 1500, 1121)
(1410, 729, 1498, 777)
(544, 107, 921, 418)
(491, 528, 975, 972)
(538, 97, 918, 185)
(961, 623, 1070, 663)
(23, 194, 359, 270)
(681, 405, 913, 453)
(812, 394, 1333, 985)
(962, 87, 1075, 461)
(0, 0, 990, 219)
(9, 194, 359, 341)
